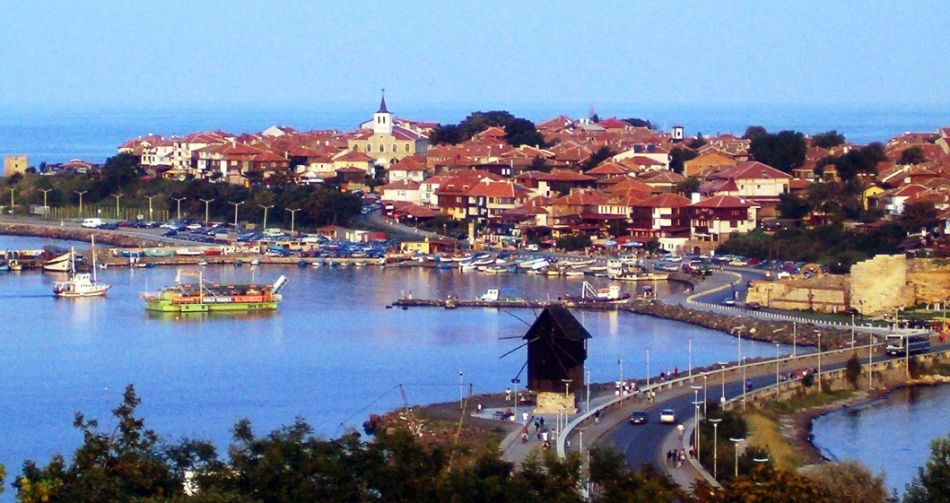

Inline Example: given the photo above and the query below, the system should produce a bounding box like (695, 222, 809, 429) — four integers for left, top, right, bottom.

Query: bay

(812, 384, 950, 497)
(0, 234, 782, 488)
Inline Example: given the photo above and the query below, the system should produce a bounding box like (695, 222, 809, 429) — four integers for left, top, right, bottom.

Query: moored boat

(141, 272, 289, 313)
(53, 237, 111, 298)
(42, 251, 72, 272)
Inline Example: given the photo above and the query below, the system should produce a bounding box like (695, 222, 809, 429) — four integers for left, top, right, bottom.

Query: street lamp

(259, 204, 274, 230)
(286, 208, 301, 234)
(817, 331, 823, 393)
(230, 201, 244, 227)
(730, 437, 745, 477)
(145, 195, 157, 222)
(458, 371, 464, 410)
(851, 313, 856, 354)
(775, 342, 781, 399)
(688, 338, 692, 380)
(617, 358, 624, 383)
(74, 190, 87, 217)
(709, 418, 722, 479)
(742, 357, 748, 411)
(691, 385, 702, 461)
(111, 192, 123, 220)
(793, 321, 797, 357)
(869, 334, 874, 389)
(585, 368, 591, 413)
(200, 198, 215, 224)
(646, 349, 651, 387)
(702, 373, 708, 418)
(8, 188, 14, 215)
(171, 197, 187, 221)
(511, 377, 520, 424)
(40, 188, 52, 217)
(719, 362, 728, 404)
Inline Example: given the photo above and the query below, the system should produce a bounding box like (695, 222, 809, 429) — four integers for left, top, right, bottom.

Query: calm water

(1, 102, 949, 164)
(0, 234, 783, 491)
(812, 385, 950, 497)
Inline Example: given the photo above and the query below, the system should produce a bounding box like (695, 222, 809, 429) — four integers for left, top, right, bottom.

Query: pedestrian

(594, 410, 600, 424)
(539, 417, 545, 428)
(541, 429, 549, 443)
(476, 402, 482, 413)
(521, 431, 528, 444)
(676, 424, 684, 440)
(505, 387, 511, 402)
(667, 449, 673, 465)
(522, 411, 529, 424)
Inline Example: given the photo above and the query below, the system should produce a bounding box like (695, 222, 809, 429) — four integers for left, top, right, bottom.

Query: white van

(262, 228, 285, 238)
(81, 218, 103, 228)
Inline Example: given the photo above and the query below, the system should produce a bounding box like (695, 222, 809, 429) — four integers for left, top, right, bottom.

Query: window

(405, 144, 410, 152)
(379, 145, 384, 153)
(392, 145, 397, 153)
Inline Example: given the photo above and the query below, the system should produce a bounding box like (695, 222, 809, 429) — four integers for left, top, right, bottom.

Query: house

(331, 148, 376, 178)
(640, 171, 686, 193)
(432, 172, 503, 219)
(613, 144, 670, 171)
(688, 195, 758, 243)
(683, 151, 737, 178)
(464, 179, 532, 223)
(627, 193, 693, 249)
(380, 180, 422, 204)
(387, 155, 428, 183)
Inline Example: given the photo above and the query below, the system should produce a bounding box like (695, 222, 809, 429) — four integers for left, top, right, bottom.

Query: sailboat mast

(91, 235, 97, 282)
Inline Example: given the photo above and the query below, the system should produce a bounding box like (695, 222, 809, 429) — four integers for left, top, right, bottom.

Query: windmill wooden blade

(514, 360, 528, 381)
(498, 337, 540, 359)
(502, 309, 533, 327)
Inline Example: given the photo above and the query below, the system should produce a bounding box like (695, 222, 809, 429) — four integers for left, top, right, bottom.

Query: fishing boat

(141, 271, 289, 313)
(53, 237, 111, 298)
(8, 259, 22, 272)
(606, 259, 668, 281)
(42, 251, 72, 272)
(567, 282, 631, 304)
(145, 248, 175, 258)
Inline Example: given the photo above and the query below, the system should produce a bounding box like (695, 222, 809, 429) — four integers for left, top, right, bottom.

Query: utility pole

(229, 201, 244, 228)
(171, 197, 187, 221)
(74, 191, 87, 217)
(112, 192, 123, 220)
(286, 208, 301, 234)
(200, 198, 215, 224)
(40, 189, 52, 217)
(145, 195, 157, 222)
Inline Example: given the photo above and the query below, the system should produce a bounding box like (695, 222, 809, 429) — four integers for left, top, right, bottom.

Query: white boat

(42, 251, 72, 272)
(175, 248, 203, 256)
(53, 237, 111, 298)
(8, 259, 22, 272)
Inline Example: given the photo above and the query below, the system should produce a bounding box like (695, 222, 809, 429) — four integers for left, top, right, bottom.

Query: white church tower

(373, 89, 393, 136)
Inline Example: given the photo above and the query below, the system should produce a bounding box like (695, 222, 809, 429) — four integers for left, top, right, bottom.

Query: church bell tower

(373, 89, 393, 135)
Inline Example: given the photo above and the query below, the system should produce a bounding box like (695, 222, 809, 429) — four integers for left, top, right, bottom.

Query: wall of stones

(850, 255, 915, 314)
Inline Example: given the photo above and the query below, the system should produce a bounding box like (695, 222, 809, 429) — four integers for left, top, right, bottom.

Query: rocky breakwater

(0, 222, 165, 248)
(624, 299, 866, 349)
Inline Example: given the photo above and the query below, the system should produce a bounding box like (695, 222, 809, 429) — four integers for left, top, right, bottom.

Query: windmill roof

(523, 304, 592, 343)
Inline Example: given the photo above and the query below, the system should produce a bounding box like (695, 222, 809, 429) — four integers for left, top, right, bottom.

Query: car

(186, 223, 203, 230)
(745, 301, 762, 310)
(160, 222, 180, 229)
(721, 298, 737, 306)
(659, 409, 676, 424)
(775, 271, 791, 279)
(629, 411, 648, 425)
(161, 229, 178, 237)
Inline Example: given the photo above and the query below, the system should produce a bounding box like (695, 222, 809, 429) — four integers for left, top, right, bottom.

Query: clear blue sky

(0, 1, 947, 107)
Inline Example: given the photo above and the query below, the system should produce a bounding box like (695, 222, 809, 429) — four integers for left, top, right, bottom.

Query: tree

(750, 130, 807, 173)
(904, 434, 950, 503)
(530, 155, 551, 173)
(777, 192, 812, 220)
(687, 134, 706, 150)
(428, 124, 464, 145)
(899, 146, 927, 165)
(802, 461, 888, 503)
(669, 147, 698, 174)
(15, 384, 188, 502)
(900, 202, 939, 234)
(621, 117, 653, 129)
(811, 130, 846, 149)
(674, 176, 701, 195)
(99, 152, 145, 193)
(556, 234, 592, 252)
(582, 146, 616, 172)
(742, 125, 768, 141)
(845, 354, 862, 389)
(504, 118, 546, 148)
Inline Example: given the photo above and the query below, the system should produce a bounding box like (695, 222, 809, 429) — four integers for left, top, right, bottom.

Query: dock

(391, 297, 628, 310)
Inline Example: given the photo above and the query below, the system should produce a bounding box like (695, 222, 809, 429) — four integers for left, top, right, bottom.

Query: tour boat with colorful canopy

(141, 270, 288, 313)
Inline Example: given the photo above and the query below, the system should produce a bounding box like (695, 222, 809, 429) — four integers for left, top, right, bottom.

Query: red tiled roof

(689, 195, 756, 208)
(465, 179, 529, 198)
(538, 170, 596, 182)
(714, 161, 792, 180)
(630, 193, 692, 208)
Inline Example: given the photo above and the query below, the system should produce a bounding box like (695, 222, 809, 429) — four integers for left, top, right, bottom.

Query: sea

(0, 234, 785, 496)
(0, 102, 948, 496)
(1, 102, 949, 165)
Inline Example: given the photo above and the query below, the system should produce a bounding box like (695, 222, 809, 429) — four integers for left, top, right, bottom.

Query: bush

(845, 354, 862, 389)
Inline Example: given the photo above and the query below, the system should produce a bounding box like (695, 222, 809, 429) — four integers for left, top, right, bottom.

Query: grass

(760, 389, 854, 418)
(744, 412, 803, 471)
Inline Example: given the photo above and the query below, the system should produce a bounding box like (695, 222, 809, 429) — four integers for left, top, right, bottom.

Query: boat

(53, 237, 111, 298)
(8, 259, 22, 272)
(568, 282, 631, 304)
(606, 259, 668, 281)
(0, 262, 10, 272)
(42, 251, 72, 272)
(145, 248, 175, 258)
(175, 248, 203, 256)
(141, 271, 289, 313)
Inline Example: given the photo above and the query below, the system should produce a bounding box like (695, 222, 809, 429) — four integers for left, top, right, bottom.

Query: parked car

(746, 301, 762, 310)
(721, 298, 737, 306)
(659, 409, 676, 424)
(629, 411, 648, 425)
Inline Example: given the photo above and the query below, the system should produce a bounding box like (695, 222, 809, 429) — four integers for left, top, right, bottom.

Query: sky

(0, 1, 947, 108)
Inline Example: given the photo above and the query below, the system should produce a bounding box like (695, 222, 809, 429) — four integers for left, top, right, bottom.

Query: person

(522, 411, 529, 424)
(505, 387, 511, 402)
(476, 402, 482, 413)
(676, 424, 685, 440)
(521, 431, 528, 444)
(667, 449, 673, 465)
(594, 410, 600, 424)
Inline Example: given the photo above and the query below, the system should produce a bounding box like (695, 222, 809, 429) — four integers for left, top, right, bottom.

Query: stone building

(3, 155, 28, 177)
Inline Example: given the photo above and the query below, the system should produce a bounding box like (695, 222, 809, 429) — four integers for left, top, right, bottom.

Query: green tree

(742, 125, 768, 141)
(750, 130, 807, 173)
(904, 434, 950, 503)
(899, 146, 927, 165)
(687, 133, 706, 150)
(621, 117, 653, 129)
(504, 118, 546, 148)
(582, 146, 616, 172)
(674, 176, 701, 195)
(845, 354, 862, 389)
(669, 146, 698, 174)
(556, 234, 592, 252)
(900, 202, 938, 234)
(15, 384, 187, 502)
(530, 155, 551, 173)
(777, 192, 812, 220)
(803, 461, 888, 503)
(811, 130, 846, 149)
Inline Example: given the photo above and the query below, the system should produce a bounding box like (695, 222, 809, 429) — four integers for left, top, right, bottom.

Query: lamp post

(691, 385, 702, 460)
(230, 201, 244, 227)
(719, 362, 728, 403)
(200, 198, 215, 224)
(709, 418, 722, 479)
(742, 357, 748, 411)
(793, 321, 797, 357)
(145, 195, 157, 222)
(259, 204, 274, 231)
(458, 371, 464, 410)
(511, 377, 520, 424)
(869, 334, 874, 389)
(688, 338, 692, 380)
(851, 314, 856, 354)
(618, 358, 624, 383)
(585, 368, 591, 413)
(775, 342, 781, 399)
(111, 192, 123, 220)
(40, 188, 52, 217)
(8, 188, 14, 215)
(817, 331, 823, 393)
(171, 197, 187, 221)
(286, 208, 301, 234)
(74, 190, 87, 217)
(646, 349, 651, 386)
(731, 437, 745, 477)
(702, 373, 708, 418)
